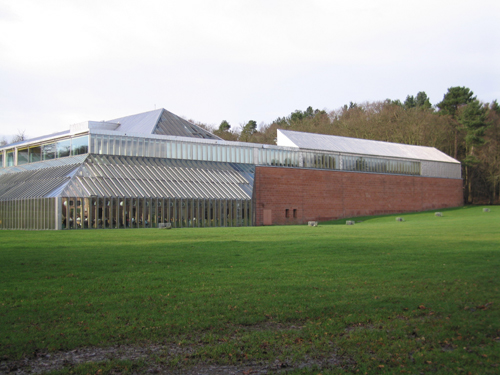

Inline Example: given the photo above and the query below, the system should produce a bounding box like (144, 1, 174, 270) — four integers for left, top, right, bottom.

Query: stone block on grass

(346, 220, 355, 225)
(396, 217, 404, 222)
(483, 208, 490, 212)
(435, 212, 443, 217)
(308, 221, 318, 227)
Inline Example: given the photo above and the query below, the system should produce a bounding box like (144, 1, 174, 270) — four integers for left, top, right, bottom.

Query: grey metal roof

(277, 129, 459, 163)
(108, 109, 164, 134)
(108, 108, 220, 140)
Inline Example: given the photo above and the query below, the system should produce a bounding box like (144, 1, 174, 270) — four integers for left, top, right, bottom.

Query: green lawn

(0, 206, 499, 374)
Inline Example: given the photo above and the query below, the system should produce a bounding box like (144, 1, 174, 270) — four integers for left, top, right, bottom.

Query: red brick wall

(253, 167, 463, 225)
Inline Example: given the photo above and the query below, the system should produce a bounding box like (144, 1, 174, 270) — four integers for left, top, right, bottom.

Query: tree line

(204, 87, 499, 204)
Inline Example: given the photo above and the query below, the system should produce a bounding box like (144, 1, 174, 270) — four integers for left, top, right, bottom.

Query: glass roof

(0, 164, 80, 199)
(0, 154, 255, 200)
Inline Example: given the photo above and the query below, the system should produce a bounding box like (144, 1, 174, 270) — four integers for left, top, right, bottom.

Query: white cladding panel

(421, 161, 461, 179)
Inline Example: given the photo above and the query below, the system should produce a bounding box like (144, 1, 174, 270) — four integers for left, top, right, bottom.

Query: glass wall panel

(126, 139, 132, 156)
(42, 143, 56, 160)
(107, 199, 113, 228)
(173, 199, 178, 228)
(57, 139, 71, 158)
(71, 136, 89, 155)
(87, 197, 93, 228)
(29, 146, 42, 163)
(97, 198, 104, 228)
(108, 137, 116, 155)
(75, 198, 82, 229)
(6, 150, 14, 166)
(167, 198, 173, 226)
(18, 148, 29, 165)
(154, 140, 160, 158)
(143, 198, 149, 227)
(136, 139, 143, 157)
(166, 142, 171, 158)
(123, 199, 130, 228)
(151, 199, 156, 228)
(177, 143, 182, 160)
(82, 198, 88, 228)
(117, 198, 123, 228)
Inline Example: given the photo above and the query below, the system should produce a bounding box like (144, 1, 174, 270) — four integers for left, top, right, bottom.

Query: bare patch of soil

(0, 322, 351, 374)
(0, 345, 346, 374)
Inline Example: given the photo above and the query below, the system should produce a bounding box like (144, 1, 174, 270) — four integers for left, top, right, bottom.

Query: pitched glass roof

(0, 163, 80, 199)
(0, 154, 254, 200)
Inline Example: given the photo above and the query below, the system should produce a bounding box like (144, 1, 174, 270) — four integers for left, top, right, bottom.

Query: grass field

(0, 206, 499, 374)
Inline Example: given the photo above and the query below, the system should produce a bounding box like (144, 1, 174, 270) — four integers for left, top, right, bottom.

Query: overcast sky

(1, 0, 499, 140)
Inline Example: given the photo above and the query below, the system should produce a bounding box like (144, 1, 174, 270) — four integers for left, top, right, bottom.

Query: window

(71, 136, 89, 155)
(17, 148, 29, 165)
(42, 143, 56, 160)
(0, 152, 3, 168)
(285, 209, 289, 218)
(293, 209, 297, 218)
(6, 150, 14, 166)
(56, 139, 71, 158)
(29, 146, 41, 163)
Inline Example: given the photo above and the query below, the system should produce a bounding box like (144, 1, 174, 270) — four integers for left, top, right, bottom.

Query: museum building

(0, 108, 463, 230)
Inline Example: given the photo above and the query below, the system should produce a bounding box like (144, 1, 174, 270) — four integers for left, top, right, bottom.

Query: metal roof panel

(277, 129, 459, 164)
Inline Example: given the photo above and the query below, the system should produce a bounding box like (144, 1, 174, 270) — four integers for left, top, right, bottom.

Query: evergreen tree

(460, 100, 487, 203)
(404, 95, 416, 109)
(240, 120, 257, 141)
(437, 86, 476, 158)
(218, 120, 231, 132)
(415, 91, 432, 109)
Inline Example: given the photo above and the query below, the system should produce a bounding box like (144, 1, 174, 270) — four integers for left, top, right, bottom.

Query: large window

(17, 147, 29, 165)
(6, 150, 14, 166)
(10, 136, 88, 166)
(71, 135, 89, 155)
(0, 152, 3, 168)
(42, 143, 56, 160)
(57, 139, 71, 158)
(29, 146, 41, 163)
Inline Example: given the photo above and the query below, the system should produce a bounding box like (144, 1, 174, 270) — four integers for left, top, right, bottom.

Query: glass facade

(0, 136, 89, 169)
(0, 198, 56, 230)
(0, 132, 422, 177)
(59, 197, 251, 230)
(341, 155, 420, 175)
(89, 133, 421, 176)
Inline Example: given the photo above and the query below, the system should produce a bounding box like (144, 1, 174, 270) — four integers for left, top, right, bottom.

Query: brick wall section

(253, 166, 463, 225)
